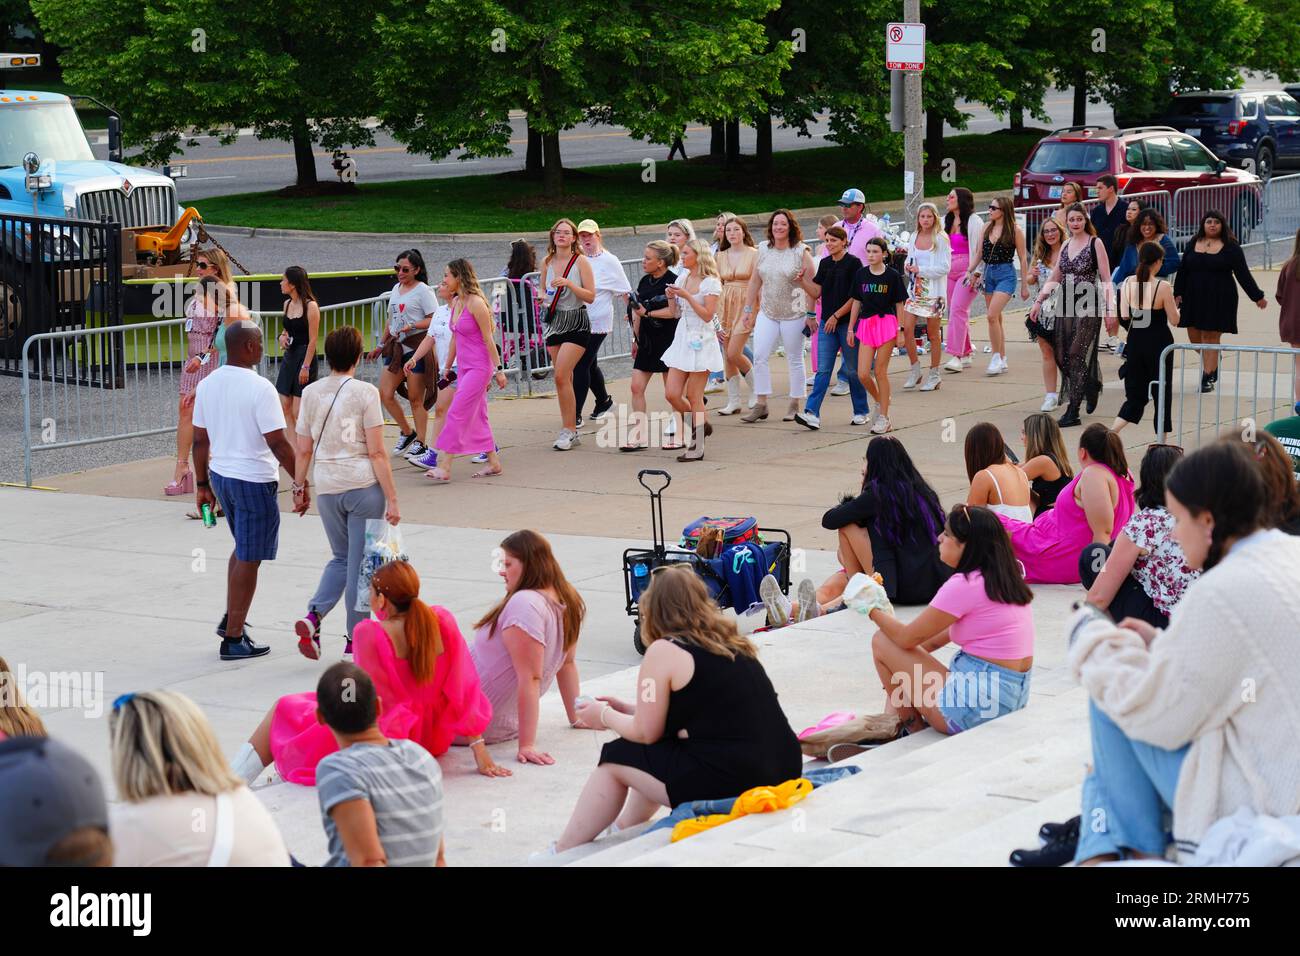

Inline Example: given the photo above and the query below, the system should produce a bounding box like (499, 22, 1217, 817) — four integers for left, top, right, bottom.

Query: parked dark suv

(1014, 125, 1258, 206)
(1157, 90, 1300, 179)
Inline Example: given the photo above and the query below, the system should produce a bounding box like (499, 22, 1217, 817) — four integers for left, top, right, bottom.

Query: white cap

(838, 188, 866, 205)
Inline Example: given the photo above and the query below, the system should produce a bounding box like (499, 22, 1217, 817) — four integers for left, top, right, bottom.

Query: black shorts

(545, 328, 590, 349)
(275, 347, 318, 397)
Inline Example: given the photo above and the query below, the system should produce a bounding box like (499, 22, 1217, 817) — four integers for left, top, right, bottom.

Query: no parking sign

(886, 22, 926, 71)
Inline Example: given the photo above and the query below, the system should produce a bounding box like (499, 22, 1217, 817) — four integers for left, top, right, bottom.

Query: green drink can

(201, 503, 216, 528)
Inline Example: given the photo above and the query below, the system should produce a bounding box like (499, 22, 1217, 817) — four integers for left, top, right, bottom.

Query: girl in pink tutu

(229, 560, 496, 787)
(847, 237, 908, 435)
(405, 259, 508, 482)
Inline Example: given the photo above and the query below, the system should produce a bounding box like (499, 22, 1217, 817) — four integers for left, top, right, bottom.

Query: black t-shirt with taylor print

(851, 265, 907, 318)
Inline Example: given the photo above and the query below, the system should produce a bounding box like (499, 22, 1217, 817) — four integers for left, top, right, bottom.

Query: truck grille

(76, 185, 176, 229)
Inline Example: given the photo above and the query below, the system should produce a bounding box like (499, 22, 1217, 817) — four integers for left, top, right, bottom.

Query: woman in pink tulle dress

(998, 424, 1135, 584)
(231, 561, 495, 787)
(405, 259, 508, 482)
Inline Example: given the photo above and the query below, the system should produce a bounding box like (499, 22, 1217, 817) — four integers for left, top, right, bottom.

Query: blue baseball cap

(0, 735, 108, 866)
(838, 188, 866, 205)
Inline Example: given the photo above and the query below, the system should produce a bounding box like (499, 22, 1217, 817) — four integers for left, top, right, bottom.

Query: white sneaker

(829, 381, 851, 397)
(870, 415, 892, 434)
(903, 365, 922, 390)
(1040, 392, 1058, 411)
(961, 356, 973, 368)
(944, 356, 963, 373)
(793, 410, 821, 430)
(985, 355, 1006, 376)
(760, 574, 791, 628)
(850, 413, 870, 426)
(705, 376, 726, 394)
(920, 369, 942, 392)
(553, 429, 579, 451)
(983, 345, 992, 353)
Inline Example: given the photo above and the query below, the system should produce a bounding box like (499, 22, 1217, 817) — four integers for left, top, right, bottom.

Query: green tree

(1, 0, 38, 47)
(374, 0, 786, 197)
(33, 0, 390, 187)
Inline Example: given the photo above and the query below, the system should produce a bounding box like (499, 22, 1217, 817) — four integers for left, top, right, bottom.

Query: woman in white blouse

(662, 240, 724, 461)
(902, 202, 951, 393)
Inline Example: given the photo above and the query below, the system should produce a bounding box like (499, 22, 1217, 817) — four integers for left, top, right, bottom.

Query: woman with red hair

(230, 560, 494, 785)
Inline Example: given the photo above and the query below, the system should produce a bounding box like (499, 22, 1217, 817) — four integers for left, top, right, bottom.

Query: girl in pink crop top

(861, 504, 1036, 736)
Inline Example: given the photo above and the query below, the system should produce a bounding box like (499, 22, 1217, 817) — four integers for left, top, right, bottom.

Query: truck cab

(0, 90, 181, 229)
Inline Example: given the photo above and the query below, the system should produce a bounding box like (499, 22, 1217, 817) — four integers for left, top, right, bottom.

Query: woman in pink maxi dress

(999, 463, 1135, 584)
(406, 260, 507, 482)
(268, 604, 492, 785)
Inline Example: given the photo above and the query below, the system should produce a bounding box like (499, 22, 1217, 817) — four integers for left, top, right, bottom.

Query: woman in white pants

(741, 209, 816, 423)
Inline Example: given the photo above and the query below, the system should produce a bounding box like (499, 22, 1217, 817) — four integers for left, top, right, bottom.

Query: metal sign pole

(903, 0, 923, 226)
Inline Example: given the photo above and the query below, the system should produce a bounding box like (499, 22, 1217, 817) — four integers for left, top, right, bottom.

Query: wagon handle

(637, 469, 671, 553)
(637, 469, 671, 494)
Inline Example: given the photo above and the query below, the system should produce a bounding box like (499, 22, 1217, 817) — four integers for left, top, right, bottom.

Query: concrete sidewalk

(0, 486, 1081, 866)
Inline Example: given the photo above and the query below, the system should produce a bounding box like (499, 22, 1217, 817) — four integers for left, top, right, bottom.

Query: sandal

(471, 467, 502, 479)
(619, 443, 647, 453)
(425, 467, 451, 483)
(164, 469, 193, 496)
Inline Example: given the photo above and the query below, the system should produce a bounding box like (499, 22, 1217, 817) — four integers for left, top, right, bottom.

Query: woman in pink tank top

(998, 424, 1136, 584)
(943, 188, 983, 369)
(860, 504, 1035, 736)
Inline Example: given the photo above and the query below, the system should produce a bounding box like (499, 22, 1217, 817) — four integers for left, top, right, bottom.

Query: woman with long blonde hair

(902, 201, 951, 393)
(460, 529, 587, 775)
(541, 218, 596, 450)
(662, 239, 725, 461)
(0, 655, 47, 738)
(406, 258, 508, 482)
(548, 567, 802, 854)
(233, 560, 494, 784)
(109, 690, 289, 865)
(1026, 217, 1066, 411)
(716, 217, 759, 413)
(1019, 412, 1074, 516)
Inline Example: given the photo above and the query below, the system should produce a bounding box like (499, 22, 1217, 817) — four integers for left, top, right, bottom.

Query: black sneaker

(575, 414, 584, 429)
(393, 431, 417, 455)
(219, 633, 271, 661)
(591, 396, 615, 420)
(1039, 815, 1081, 842)
(1009, 830, 1079, 867)
(215, 613, 253, 640)
(1200, 373, 1215, 394)
(403, 439, 429, 464)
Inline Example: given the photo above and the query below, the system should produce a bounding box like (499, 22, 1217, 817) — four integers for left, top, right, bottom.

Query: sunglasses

(395, 265, 413, 273)
(196, 261, 212, 270)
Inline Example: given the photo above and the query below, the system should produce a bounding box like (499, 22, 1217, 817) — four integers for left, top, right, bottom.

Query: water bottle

(634, 562, 649, 588)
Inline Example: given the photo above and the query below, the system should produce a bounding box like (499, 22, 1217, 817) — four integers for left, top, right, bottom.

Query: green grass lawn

(198, 132, 1039, 233)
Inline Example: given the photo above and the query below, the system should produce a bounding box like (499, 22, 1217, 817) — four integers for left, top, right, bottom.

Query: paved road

(89, 90, 1121, 203)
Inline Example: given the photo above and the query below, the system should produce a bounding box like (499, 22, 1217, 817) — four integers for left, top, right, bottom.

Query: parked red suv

(1013, 126, 1260, 231)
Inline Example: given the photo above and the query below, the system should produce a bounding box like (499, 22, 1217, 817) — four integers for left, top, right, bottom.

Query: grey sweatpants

(309, 482, 387, 639)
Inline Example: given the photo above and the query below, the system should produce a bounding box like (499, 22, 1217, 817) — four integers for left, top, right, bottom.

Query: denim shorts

(938, 650, 1031, 734)
(210, 470, 281, 563)
(983, 262, 1018, 296)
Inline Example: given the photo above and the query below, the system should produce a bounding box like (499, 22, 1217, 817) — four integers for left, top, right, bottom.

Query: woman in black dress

(1173, 210, 1268, 393)
(822, 435, 953, 604)
(554, 567, 802, 850)
(621, 241, 681, 451)
(275, 266, 321, 436)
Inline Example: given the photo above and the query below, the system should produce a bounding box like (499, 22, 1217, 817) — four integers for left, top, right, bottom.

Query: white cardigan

(1068, 529, 1300, 862)
(904, 234, 952, 282)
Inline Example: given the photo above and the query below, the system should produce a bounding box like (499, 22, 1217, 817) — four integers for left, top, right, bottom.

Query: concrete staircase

(543, 587, 1090, 867)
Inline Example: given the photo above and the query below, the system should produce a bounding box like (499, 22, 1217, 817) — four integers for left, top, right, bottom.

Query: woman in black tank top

(1021, 413, 1075, 516)
(276, 266, 321, 434)
(553, 568, 801, 852)
(1113, 242, 1181, 436)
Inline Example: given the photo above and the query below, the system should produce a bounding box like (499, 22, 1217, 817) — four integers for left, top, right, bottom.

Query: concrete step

(564, 684, 1088, 866)
(908, 786, 1083, 867)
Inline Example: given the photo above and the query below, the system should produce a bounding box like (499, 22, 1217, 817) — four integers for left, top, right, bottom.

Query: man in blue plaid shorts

(193, 322, 298, 661)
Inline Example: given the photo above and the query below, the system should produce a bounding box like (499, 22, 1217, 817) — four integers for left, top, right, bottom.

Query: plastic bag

(355, 519, 408, 613)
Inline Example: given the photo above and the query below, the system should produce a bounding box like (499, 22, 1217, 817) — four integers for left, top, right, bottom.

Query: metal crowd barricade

(22, 295, 391, 486)
(1171, 180, 1266, 251)
(1016, 190, 1173, 255)
(1156, 343, 1300, 449)
(1263, 173, 1300, 268)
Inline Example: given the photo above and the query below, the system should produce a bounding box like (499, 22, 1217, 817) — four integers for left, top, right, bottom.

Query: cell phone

(437, 370, 457, 390)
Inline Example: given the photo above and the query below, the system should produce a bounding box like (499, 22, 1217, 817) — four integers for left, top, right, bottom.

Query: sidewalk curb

(204, 190, 1009, 243)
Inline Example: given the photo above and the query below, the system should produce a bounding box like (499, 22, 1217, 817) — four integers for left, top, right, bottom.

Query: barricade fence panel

(23, 296, 391, 486)
(1156, 343, 1299, 450)
(1264, 173, 1300, 268)
(1170, 181, 1265, 250)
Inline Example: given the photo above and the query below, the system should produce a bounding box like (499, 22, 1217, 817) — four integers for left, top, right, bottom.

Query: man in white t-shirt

(576, 219, 631, 423)
(193, 321, 298, 662)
